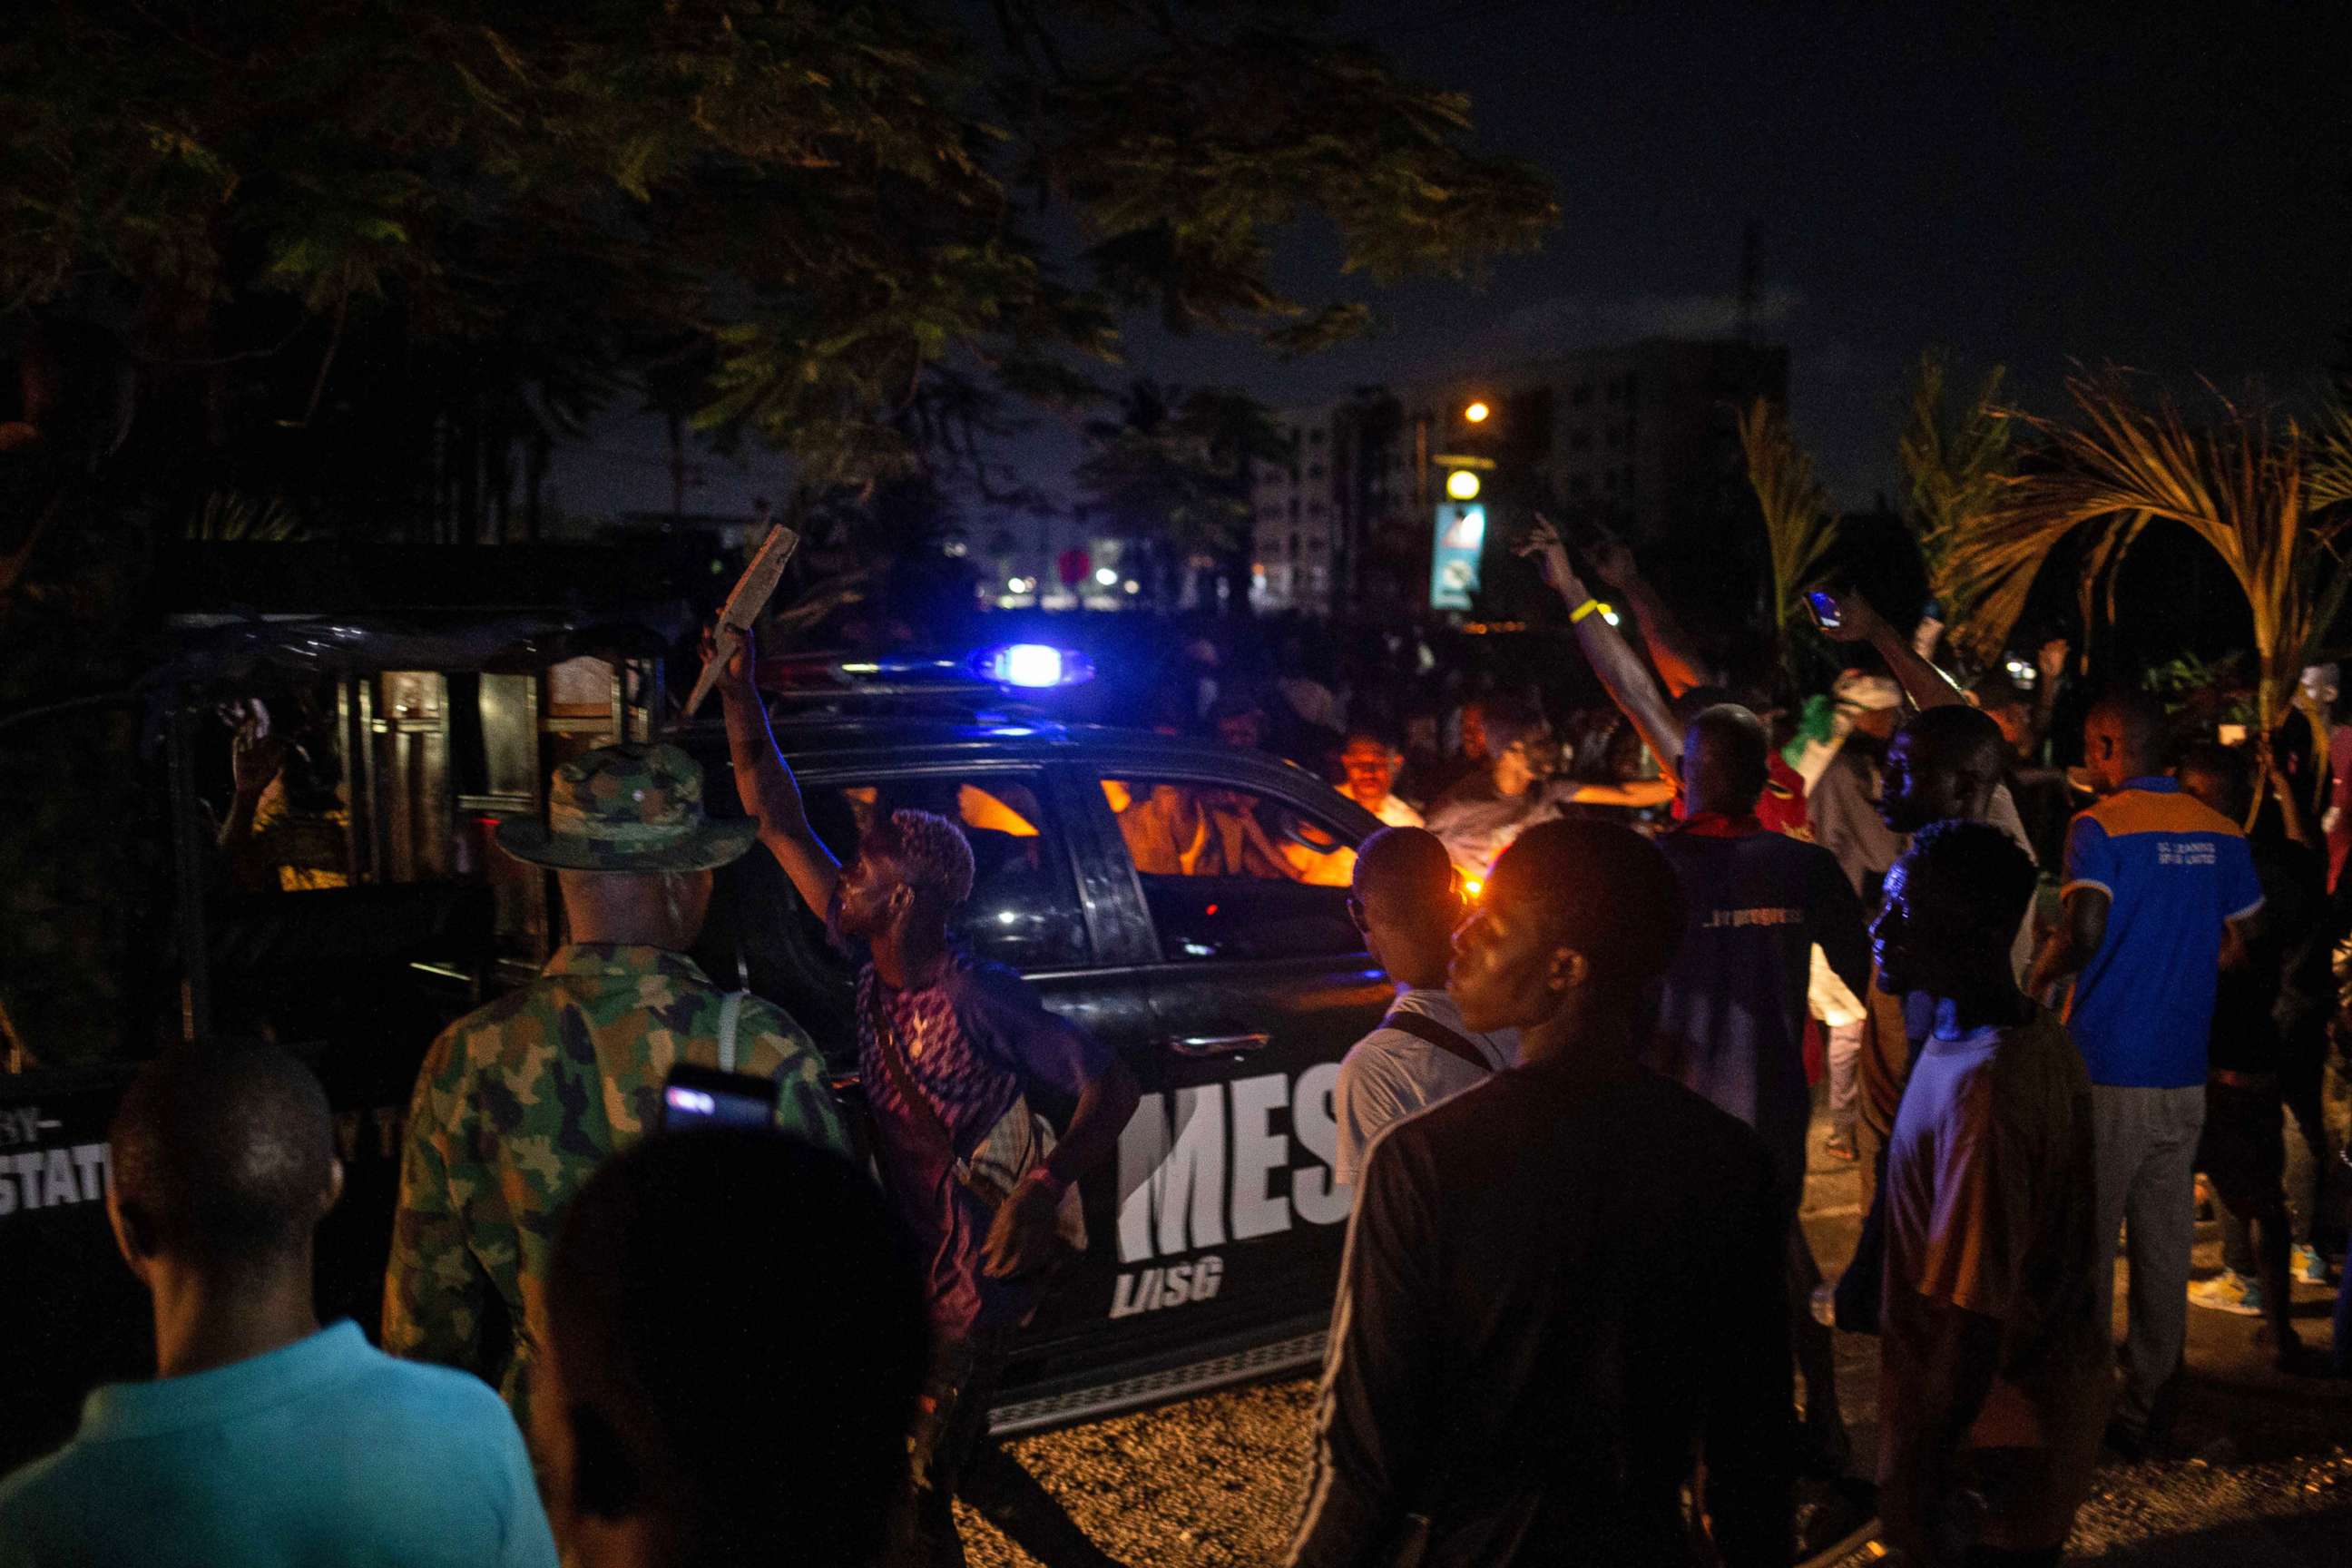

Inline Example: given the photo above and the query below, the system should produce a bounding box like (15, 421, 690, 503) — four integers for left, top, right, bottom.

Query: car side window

(1099, 777, 1365, 962)
(808, 774, 1089, 969)
(703, 769, 1088, 1066)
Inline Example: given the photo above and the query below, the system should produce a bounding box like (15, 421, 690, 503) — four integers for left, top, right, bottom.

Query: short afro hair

(548, 1131, 926, 1564)
(110, 1044, 335, 1273)
(1684, 703, 1771, 808)
(1898, 818, 2038, 943)
(1486, 819, 1685, 999)
(1352, 826, 1455, 913)
(867, 807, 976, 906)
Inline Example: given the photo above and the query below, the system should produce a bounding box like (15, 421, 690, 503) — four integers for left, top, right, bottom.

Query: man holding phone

(720, 631, 1140, 1568)
(385, 743, 848, 1446)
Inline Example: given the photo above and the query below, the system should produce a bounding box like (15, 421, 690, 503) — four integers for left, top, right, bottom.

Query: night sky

(550, 2, 2351, 524)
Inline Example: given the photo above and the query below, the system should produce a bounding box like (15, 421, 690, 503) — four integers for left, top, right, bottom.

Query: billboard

(1428, 502, 1485, 611)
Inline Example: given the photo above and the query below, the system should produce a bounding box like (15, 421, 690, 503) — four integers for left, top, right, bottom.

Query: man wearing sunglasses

(1332, 828, 1519, 1186)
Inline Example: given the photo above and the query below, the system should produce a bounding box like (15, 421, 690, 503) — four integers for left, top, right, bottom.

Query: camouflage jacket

(382, 944, 848, 1428)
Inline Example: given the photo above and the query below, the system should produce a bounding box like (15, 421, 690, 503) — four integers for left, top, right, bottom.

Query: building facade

(1250, 338, 1788, 617)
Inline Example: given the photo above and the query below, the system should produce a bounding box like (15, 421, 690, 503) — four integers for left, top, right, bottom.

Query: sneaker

(2291, 1243, 2332, 1287)
(1822, 1129, 1857, 1162)
(2187, 1269, 2264, 1317)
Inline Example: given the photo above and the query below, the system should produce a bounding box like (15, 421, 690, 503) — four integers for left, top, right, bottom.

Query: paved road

(964, 1119, 2352, 1565)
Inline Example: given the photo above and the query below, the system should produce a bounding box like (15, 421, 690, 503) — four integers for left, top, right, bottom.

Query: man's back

(386, 943, 847, 1422)
(1296, 1064, 1790, 1568)
(1651, 825, 1868, 1188)
(2063, 779, 2264, 1087)
(0, 1321, 554, 1568)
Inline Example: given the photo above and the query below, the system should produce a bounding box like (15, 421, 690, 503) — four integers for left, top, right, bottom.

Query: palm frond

(187, 492, 309, 542)
(1897, 349, 2011, 634)
(1738, 397, 1838, 634)
(1954, 371, 2331, 736)
(2311, 404, 2352, 517)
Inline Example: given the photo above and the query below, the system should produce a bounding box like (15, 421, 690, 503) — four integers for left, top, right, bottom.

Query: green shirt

(383, 944, 847, 1434)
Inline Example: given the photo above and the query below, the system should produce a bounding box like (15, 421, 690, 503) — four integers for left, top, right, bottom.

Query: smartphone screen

(659, 1063, 781, 1132)
(1804, 589, 1843, 630)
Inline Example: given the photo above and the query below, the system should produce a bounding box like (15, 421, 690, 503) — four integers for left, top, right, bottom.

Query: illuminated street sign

(1429, 501, 1485, 611)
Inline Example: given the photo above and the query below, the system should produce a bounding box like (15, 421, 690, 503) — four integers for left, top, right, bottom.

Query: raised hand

(1809, 586, 1882, 645)
(230, 722, 289, 799)
(703, 622, 759, 691)
(1516, 514, 1586, 603)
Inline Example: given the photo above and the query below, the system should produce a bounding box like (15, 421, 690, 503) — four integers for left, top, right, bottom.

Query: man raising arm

(718, 630, 1140, 1568)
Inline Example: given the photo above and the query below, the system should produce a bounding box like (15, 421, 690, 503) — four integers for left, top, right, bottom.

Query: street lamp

(1446, 468, 1482, 501)
(1463, 400, 1491, 424)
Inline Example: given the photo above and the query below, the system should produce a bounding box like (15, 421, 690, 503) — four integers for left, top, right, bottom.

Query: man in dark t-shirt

(1873, 821, 2107, 1566)
(1648, 705, 1871, 1476)
(1290, 821, 1789, 1568)
(1651, 709, 1873, 1194)
(2176, 744, 2323, 1371)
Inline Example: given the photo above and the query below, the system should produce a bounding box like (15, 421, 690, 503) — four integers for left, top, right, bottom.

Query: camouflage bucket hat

(495, 743, 758, 873)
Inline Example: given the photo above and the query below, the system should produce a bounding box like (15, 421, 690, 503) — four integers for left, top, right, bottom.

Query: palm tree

(1950, 372, 2352, 769)
(1896, 349, 2010, 662)
(1075, 381, 1281, 611)
(1737, 397, 1838, 692)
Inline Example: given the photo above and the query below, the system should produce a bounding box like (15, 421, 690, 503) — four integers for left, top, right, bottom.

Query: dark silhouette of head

(1451, 819, 1684, 1037)
(108, 1044, 339, 1281)
(2082, 689, 2168, 794)
(1872, 819, 2038, 1001)
(541, 1130, 927, 1568)
(1476, 697, 1555, 796)
(1210, 692, 1269, 751)
(2174, 740, 2252, 822)
(1350, 827, 1462, 992)
(1880, 704, 2011, 833)
(1681, 704, 1769, 818)
(1969, 672, 2036, 756)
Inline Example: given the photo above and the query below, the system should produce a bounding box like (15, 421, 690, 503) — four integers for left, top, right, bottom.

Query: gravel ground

(959, 1115, 2352, 1566)
(959, 1384, 2352, 1566)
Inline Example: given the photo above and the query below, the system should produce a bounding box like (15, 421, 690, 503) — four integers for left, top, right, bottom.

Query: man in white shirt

(1333, 828, 1517, 1184)
(1338, 730, 1424, 827)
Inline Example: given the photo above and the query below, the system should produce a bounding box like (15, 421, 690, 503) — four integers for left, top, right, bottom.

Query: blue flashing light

(973, 644, 1093, 689)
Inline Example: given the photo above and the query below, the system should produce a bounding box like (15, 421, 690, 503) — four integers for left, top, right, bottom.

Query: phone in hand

(1804, 588, 1844, 631)
(658, 1063, 781, 1132)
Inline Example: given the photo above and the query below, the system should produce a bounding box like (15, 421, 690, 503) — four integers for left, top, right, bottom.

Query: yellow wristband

(1570, 597, 1606, 624)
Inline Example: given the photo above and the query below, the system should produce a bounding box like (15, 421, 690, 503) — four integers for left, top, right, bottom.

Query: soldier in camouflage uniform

(383, 743, 848, 1438)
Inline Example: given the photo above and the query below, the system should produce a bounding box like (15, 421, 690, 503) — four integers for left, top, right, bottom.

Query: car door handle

(1161, 1032, 1271, 1057)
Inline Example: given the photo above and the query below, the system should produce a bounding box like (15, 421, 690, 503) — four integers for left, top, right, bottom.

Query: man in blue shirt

(0, 1045, 555, 1568)
(2029, 691, 2265, 1455)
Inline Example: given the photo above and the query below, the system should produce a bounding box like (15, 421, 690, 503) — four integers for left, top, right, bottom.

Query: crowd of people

(5, 536, 2352, 1566)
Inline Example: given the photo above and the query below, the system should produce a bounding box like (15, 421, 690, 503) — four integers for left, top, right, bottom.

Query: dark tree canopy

(2, 0, 1557, 520)
(0, 1, 1553, 1066)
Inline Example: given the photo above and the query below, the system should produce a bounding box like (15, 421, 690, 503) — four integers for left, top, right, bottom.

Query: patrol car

(0, 612, 1392, 1470)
